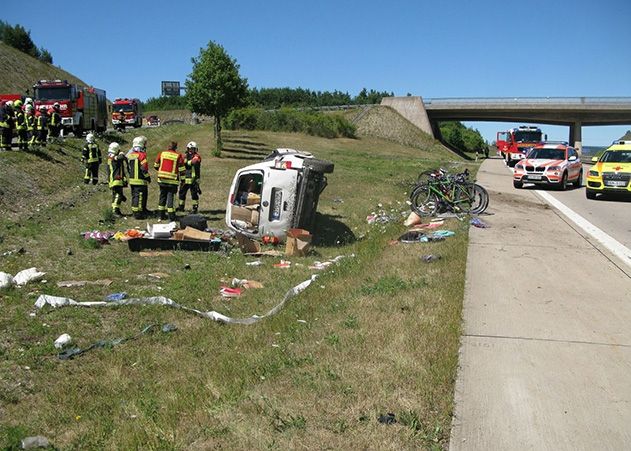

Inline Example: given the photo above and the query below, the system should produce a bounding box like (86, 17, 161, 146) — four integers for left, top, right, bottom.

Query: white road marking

(535, 190, 631, 269)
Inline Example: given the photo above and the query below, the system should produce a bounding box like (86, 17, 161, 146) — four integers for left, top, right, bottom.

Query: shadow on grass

(313, 213, 356, 247)
(26, 148, 63, 164)
(222, 147, 269, 157)
(224, 138, 267, 147)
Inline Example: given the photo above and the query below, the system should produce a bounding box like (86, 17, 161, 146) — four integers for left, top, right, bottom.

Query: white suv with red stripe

(513, 142, 582, 190)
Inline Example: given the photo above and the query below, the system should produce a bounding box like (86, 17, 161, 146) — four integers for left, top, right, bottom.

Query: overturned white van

(225, 148, 334, 241)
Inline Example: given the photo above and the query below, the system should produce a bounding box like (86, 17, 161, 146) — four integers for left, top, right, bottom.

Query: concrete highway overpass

(381, 96, 631, 152)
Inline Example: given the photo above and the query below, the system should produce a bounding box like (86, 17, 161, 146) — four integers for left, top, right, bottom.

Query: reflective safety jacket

(36, 114, 48, 131)
(82, 143, 102, 164)
(15, 110, 26, 131)
(25, 114, 35, 131)
(108, 153, 128, 188)
(183, 151, 202, 184)
(154, 149, 185, 185)
(128, 149, 151, 185)
(0, 107, 11, 129)
(50, 111, 61, 127)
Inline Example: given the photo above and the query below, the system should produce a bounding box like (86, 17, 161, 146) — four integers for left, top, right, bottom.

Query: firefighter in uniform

(177, 141, 202, 213)
(107, 142, 128, 216)
(25, 105, 36, 147)
(154, 141, 185, 220)
(127, 136, 152, 219)
(48, 102, 62, 141)
(0, 101, 14, 151)
(82, 133, 102, 185)
(36, 105, 49, 146)
(14, 100, 28, 151)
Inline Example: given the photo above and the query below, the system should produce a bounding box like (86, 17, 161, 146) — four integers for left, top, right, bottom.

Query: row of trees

(184, 41, 486, 156)
(439, 121, 487, 153)
(0, 21, 52, 64)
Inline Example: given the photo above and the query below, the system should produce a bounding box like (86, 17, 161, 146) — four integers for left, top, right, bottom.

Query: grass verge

(0, 125, 476, 449)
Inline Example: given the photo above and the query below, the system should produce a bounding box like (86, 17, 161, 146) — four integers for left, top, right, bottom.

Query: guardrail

(424, 97, 631, 105)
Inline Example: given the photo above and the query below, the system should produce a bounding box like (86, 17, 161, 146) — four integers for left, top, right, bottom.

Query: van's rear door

(260, 168, 298, 238)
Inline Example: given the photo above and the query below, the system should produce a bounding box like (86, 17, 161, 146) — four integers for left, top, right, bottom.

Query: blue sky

(4, 0, 631, 145)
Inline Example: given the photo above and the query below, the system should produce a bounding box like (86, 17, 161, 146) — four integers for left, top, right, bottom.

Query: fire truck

(112, 98, 143, 130)
(496, 125, 546, 167)
(33, 80, 107, 136)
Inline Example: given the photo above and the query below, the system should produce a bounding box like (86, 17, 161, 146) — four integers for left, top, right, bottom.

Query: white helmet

(132, 136, 147, 148)
(86, 133, 95, 144)
(5, 101, 13, 108)
(25, 97, 33, 105)
(108, 142, 121, 155)
(186, 141, 198, 150)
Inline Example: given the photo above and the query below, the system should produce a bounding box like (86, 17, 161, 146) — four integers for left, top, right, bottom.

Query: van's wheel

(305, 159, 334, 173)
(513, 180, 523, 189)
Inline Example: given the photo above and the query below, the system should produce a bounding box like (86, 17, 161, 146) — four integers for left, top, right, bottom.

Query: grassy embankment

(0, 122, 475, 449)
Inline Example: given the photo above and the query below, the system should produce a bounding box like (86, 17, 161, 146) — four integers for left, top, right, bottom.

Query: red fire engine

(496, 125, 546, 167)
(112, 98, 143, 130)
(33, 80, 107, 136)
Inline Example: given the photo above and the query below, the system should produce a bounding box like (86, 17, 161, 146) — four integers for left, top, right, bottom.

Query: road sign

(161, 81, 181, 97)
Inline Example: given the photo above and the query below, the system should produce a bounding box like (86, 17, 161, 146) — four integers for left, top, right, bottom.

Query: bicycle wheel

(451, 183, 476, 213)
(470, 183, 489, 214)
(410, 185, 439, 217)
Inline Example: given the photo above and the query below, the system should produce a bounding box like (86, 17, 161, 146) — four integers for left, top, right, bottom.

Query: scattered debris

(230, 278, 264, 289)
(35, 275, 319, 325)
(57, 323, 177, 360)
(273, 260, 292, 268)
(285, 228, 312, 257)
(220, 287, 242, 298)
(54, 333, 72, 349)
(146, 273, 170, 280)
(470, 217, 490, 228)
(308, 255, 347, 270)
(2, 247, 26, 257)
(377, 413, 397, 425)
(57, 279, 113, 288)
(83, 231, 115, 244)
(183, 264, 191, 270)
(245, 260, 263, 266)
(105, 292, 127, 302)
(421, 254, 442, 263)
(66, 248, 73, 256)
(21, 435, 50, 449)
(147, 222, 177, 239)
(0, 268, 46, 289)
(403, 211, 422, 227)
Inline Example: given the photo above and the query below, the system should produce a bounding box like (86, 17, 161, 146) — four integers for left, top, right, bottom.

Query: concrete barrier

(380, 96, 434, 137)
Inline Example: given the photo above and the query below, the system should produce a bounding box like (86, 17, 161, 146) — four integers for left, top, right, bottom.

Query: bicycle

(410, 168, 488, 216)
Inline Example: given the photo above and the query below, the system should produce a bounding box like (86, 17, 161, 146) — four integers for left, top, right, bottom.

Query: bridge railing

(424, 97, 631, 105)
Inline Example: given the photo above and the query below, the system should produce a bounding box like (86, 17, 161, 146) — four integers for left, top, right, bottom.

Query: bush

(225, 108, 356, 139)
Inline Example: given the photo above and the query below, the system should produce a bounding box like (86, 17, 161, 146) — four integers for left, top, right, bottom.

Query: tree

(186, 41, 248, 156)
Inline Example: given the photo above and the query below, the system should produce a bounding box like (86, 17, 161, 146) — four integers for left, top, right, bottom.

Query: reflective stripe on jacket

(128, 150, 151, 185)
(154, 149, 185, 185)
(184, 152, 202, 184)
(108, 154, 128, 187)
(83, 143, 101, 164)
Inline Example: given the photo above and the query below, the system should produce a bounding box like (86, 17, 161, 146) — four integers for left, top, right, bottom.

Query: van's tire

(305, 159, 334, 174)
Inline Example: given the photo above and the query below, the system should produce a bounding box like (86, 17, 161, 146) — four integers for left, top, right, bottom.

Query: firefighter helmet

(53, 102, 60, 109)
(132, 136, 147, 148)
(14, 99, 23, 108)
(39, 105, 47, 112)
(86, 133, 95, 144)
(25, 97, 33, 105)
(5, 101, 13, 108)
(108, 142, 121, 155)
(186, 141, 198, 150)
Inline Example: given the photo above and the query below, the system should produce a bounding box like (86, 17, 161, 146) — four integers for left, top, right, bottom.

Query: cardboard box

(246, 193, 261, 206)
(231, 205, 259, 225)
(285, 228, 312, 257)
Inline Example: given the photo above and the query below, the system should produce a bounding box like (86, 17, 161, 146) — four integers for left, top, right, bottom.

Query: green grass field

(0, 125, 476, 449)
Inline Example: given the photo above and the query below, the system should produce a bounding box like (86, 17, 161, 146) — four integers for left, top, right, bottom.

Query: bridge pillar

(569, 122, 583, 155)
